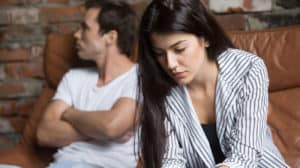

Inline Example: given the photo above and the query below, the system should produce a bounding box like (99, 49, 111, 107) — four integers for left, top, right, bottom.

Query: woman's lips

(173, 71, 185, 78)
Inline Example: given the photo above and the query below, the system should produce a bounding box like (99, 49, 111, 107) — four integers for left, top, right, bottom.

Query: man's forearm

(62, 107, 122, 141)
(37, 119, 89, 147)
(62, 98, 138, 142)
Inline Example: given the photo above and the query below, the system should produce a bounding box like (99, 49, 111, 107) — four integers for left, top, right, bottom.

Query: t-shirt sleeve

(119, 70, 138, 101)
(52, 70, 73, 105)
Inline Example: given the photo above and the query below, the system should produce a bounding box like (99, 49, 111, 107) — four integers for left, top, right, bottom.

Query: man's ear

(104, 30, 118, 45)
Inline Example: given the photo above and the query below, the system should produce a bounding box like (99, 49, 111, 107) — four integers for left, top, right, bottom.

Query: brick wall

(0, 0, 299, 149)
(0, 0, 85, 149)
(212, 0, 300, 30)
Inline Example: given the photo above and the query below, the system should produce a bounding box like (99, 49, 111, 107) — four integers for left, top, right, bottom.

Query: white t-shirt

(52, 65, 138, 168)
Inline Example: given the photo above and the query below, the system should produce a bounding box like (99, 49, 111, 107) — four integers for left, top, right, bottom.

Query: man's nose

(74, 29, 81, 39)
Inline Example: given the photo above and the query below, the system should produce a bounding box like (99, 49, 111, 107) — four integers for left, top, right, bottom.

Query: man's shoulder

(105, 65, 138, 95)
(123, 64, 138, 78)
(68, 67, 97, 75)
(114, 64, 138, 83)
(63, 67, 97, 79)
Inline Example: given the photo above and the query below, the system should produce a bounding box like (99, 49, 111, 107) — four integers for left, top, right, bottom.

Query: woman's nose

(166, 53, 178, 71)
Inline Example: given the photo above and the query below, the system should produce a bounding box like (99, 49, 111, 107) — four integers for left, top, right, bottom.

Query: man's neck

(95, 52, 134, 87)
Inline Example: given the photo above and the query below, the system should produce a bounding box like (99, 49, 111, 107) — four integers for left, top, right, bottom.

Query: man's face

(74, 8, 106, 61)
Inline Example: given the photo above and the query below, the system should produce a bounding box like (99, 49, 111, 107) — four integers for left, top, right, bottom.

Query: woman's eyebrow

(152, 40, 187, 50)
(168, 40, 186, 48)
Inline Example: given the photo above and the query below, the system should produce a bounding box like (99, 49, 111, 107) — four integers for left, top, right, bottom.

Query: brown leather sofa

(0, 26, 299, 168)
(229, 26, 300, 168)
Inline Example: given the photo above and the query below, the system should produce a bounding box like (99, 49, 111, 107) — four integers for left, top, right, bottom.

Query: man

(37, 0, 139, 167)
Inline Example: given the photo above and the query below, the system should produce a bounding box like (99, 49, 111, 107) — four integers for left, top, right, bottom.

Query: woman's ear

(204, 40, 210, 48)
(104, 30, 118, 45)
(198, 37, 210, 48)
(203, 38, 210, 48)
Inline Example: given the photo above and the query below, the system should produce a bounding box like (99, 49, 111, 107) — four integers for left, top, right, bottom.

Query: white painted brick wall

(209, 0, 272, 13)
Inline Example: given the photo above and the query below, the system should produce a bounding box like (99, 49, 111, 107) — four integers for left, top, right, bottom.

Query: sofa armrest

(0, 144, 55, 168)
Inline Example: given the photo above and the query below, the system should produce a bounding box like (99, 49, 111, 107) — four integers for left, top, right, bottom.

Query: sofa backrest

(44, 34, 95, 89)
(229, 26, 300, 92)
(229, 26, 300, 167)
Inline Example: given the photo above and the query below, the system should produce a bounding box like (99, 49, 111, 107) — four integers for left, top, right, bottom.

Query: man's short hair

(85, 0, 138, 57)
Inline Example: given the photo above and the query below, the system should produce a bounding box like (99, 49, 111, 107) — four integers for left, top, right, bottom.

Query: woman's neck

(187, 59, 218, 94)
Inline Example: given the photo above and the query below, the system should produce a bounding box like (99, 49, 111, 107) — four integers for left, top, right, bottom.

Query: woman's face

(151, 32, 209, 85)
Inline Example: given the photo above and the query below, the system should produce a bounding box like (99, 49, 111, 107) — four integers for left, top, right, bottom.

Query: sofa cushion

(0, 144, 53, 168)
(269, 87, 300, 168)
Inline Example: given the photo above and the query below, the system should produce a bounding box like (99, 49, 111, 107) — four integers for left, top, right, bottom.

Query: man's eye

(81, 23, 88, 30)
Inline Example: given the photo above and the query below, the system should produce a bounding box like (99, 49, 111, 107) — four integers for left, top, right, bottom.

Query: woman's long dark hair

(137, 0, 234, 167)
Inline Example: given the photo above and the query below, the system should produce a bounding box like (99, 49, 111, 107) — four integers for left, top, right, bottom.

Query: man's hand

(116, 131, 134, 143)
(61, 106, 75, 121)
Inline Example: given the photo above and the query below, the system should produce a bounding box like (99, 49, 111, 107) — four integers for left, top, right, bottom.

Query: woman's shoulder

(166, 86, 189, 107)
(168, 85, 186, 100)
(218, 48, 263, 64)
(217, 48, 267, 86)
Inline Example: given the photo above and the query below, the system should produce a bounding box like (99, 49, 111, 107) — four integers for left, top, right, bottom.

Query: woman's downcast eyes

(153, 47, 186, 58)
(174, 48, 186, 54)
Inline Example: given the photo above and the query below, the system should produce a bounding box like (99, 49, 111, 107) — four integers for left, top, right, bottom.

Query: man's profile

(36, 0, 139, 167)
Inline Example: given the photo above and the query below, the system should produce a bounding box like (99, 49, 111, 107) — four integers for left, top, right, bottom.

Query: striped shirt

(163, 49, 289, 168)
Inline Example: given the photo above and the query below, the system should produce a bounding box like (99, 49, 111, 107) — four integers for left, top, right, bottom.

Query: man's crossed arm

(36, 97, 138, 147)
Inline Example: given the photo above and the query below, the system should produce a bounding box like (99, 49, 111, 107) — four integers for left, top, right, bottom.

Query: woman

(137, 0, 288, 167)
